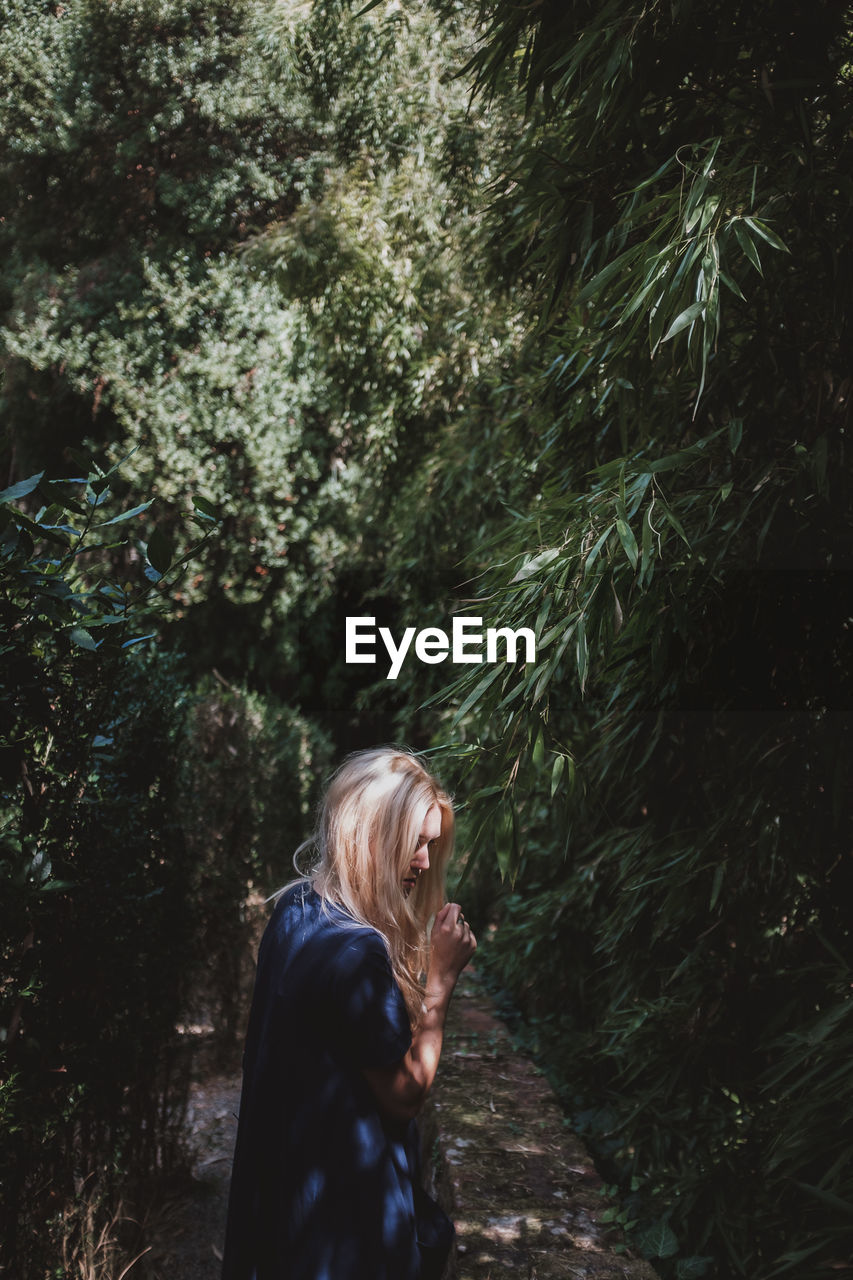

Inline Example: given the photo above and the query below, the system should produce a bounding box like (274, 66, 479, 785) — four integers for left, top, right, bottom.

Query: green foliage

(0, 459, 208, 1276)
(383, 1, 853, 1275)
(0, 0, 330, 679)
(0, 447, 334, 1273)
(0, 0, 321, 262)
(3, 252, 341, 658)
(0, 0, 519, 701)
(181, 680, 333, 1046)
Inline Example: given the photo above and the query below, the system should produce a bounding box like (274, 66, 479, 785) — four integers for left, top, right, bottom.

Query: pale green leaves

(95, 500, 154, 528)
(436, 447, 704, 754)
(615, 517, 638, 569)
(661, 300, 706, 343)
(69, 626, 99, 652)
(0, 471, 45, 504)
(575, 139, 790, 410)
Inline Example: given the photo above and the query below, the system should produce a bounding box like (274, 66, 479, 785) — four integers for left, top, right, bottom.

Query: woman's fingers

(431, 902, 476, 966)
(440, 902, 467, 931)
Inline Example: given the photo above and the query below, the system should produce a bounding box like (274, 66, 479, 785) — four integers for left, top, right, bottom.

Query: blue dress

(220, 881, 452, 1280)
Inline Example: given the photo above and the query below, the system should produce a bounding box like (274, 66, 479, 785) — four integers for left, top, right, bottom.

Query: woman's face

(401, 801, 442, 897)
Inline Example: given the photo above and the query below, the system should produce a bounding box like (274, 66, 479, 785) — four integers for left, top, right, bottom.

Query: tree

(1, 0, 518, 706)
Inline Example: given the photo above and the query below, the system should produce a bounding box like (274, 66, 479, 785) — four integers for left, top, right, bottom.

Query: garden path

(147, 969, 657, 1280)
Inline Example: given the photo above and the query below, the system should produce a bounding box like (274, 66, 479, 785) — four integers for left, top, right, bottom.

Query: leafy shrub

(181, 680, 333, 1051)
(0, 460, 213, 1276)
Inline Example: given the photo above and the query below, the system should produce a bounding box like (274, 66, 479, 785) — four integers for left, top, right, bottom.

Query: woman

(221, 746, 476, 1280)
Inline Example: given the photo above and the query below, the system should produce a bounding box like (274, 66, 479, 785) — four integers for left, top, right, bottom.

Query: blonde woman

(221, 746, 476, 1280)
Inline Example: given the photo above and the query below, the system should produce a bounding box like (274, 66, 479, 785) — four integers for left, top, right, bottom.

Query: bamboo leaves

(570, 139, 790, 411)
(615, 517, 638, 570)
(418, 3, 853, 1276)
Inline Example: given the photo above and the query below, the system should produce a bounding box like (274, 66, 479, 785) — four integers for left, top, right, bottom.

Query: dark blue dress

(221, 882, 452, 1280)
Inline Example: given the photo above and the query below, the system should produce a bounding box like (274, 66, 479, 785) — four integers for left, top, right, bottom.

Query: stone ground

(423, 969, 658, 1280)
(145, 969, 657, 1280)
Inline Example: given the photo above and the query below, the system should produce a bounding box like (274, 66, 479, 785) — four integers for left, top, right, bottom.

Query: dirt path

(426, 969, 657, 1279)
(147, 1075, 241, 1280)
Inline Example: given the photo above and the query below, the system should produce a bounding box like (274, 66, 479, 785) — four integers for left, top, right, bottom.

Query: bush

(0, 461, 207, 1276)
(181, 680, 333, 1052)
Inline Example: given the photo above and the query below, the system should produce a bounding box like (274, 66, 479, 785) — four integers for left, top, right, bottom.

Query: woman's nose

(412, 844, 430, 870)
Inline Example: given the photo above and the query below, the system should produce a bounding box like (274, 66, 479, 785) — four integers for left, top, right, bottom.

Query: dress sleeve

(330, 930, 413, 1069)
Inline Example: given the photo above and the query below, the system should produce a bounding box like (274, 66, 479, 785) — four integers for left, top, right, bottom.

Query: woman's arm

(362, 903, 476, 1122)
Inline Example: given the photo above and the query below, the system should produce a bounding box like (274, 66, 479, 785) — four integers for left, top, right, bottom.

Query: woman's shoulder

(259, 883, 388, 996)
(272, 878, 312, 912)
(266, 881, 380, 947)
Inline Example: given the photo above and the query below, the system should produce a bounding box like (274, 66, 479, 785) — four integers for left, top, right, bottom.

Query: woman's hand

(363, 902, 477, 1122)
(429, 902, 477, 986)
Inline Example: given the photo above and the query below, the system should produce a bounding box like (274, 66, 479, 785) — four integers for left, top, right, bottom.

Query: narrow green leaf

(533, 594, 553, 639)
(0, 471, 45, 504)
(734, 221, 763, 274)
(648, 289, 669, 354)
(466, 785, 504, 803)
(576, 616, 588, 691)
(122, 633, 157, 649)
(636, 442, 708, 474)
(451, 662, 504, 725)
(718, 269, 746, 301)
(77, 613, 126, 628)
(661, 300, 705, 342)
(728, 417, 743, 453)
(69, 627, 99, 652)
(710, 862, 725, 910)
(791, 1181, 853, 1216)
(495, 804, 515, 881)
(583, 524, 613, 576)
(104, 444, 140, 479)
(640, 502, 656, 581)
(550, 754, 565, 797)
(660, 503, 691, 547)
(698, 195, 720, 234)
(95, 500, 154, 528)
(615, 518, 638, 570)
(744, 216, 789, 253)
(620, 270, 666, 324)
(575, 245, 643, 307)
(512, 547, 560, 581)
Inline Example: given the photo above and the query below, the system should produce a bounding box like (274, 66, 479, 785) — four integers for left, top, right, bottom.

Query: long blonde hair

(299, 746, 453, 1025)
